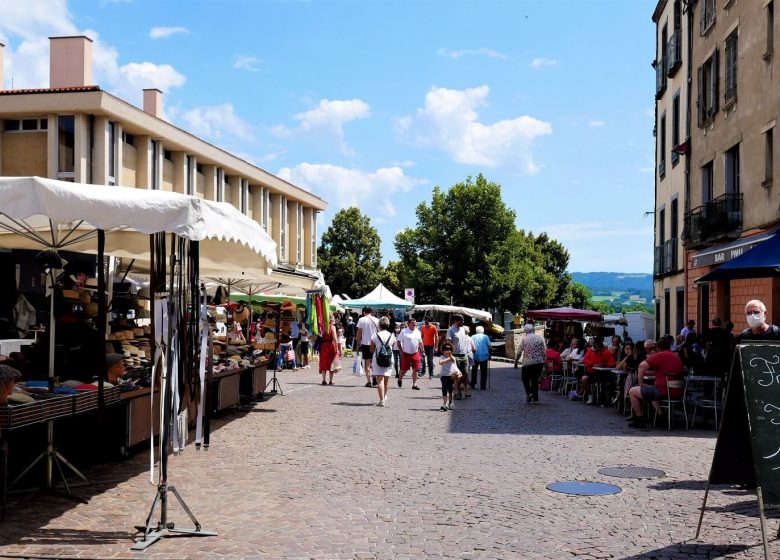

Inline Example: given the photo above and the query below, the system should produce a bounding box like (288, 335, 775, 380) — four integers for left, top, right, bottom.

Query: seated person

(627, 337, 684, 429)
(677, 332, 703, 372)
(545, 345, 563, 375)
(608, 335, 622, 361)
(0, 363, 22, 404)
(580, 337, 616, 405)
(560, 338, 586, 367)
(616, 342, 639, 402)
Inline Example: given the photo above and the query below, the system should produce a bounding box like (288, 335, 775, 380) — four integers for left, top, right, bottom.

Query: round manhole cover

(597, 466, 666, 479)
(546, 481, 622, 496)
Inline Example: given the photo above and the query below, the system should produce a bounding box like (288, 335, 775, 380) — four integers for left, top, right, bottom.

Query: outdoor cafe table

(591, 367, 620, 406)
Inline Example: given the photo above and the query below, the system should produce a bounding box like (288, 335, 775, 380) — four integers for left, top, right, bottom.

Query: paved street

(0, 359, 777, 559)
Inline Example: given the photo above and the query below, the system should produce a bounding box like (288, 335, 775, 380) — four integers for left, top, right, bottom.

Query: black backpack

(375, 332, 392, 367)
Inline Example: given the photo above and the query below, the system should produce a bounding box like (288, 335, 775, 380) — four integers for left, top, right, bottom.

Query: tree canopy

(391, 174, 577, 312)
(317, 207, 383, 298)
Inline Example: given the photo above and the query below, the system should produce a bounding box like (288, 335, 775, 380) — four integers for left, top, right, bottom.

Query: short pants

(361, 344, 373, 360)
(400, 351, 421, 373)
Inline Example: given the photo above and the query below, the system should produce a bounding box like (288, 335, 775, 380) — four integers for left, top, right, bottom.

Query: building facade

(653, 0, 689, 339)
(654, 0, 779, 336)
(0, 36, 326, 287)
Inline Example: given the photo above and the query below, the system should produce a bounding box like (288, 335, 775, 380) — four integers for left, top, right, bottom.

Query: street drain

(597, 466, 666, 479)
(546, 481, 622, 496)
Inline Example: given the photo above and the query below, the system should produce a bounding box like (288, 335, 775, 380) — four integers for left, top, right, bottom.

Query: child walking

(438, 342, 458, 411)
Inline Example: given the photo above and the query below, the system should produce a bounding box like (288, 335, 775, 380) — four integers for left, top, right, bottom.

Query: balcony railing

(656, 58, 668, 98)
(667, 30, 682, 77)
(681, 193, 743, 249)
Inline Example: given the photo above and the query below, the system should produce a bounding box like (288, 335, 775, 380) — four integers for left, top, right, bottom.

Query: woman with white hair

(470, 325, 491, 389)
(520, 323, 547, 404)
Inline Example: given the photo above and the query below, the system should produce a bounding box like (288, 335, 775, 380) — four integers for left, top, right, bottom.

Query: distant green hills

(571, 272, 654, 307)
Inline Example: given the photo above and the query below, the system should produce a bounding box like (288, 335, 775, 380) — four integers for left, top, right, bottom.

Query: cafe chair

(546, 359, 563, 394)
(562, 360, 580, 398)
(690, 376, 722, 430)
(653, 376, 688, 430)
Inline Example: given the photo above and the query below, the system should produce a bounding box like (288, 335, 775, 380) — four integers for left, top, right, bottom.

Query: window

(656, 24, 668, 98)
(311, 211, 317, 267)
(767, 1, 775, 60)
(216, 169, 224, 202)
(150, 140, 160, 190)
(700, 0, 716, 35)
(724, 30, 738, 104)
(186, 156, 194, 195)
(122, 132, 135, 146)
(725, 143, 740, 195)
(765, 128, 774, 187)
(57, 115, 75, 178)
(659, 208, 666, 245)
(664, 289, 671, 337)
(240, 179, 248, 213)
(4, 118, 46, 132)
(164, 149, 173, 162)
(672, 92, 680, 165)
(261, 188, 269, 231)
(671, 197, 678, 240)
(697, 50, 719, 126)
(659, 112, 667, 178)
(701, 161, 714, 204)
(107, 121, 116, 186)
(297, 203, 303, 265)
(281, 196, 288, 261)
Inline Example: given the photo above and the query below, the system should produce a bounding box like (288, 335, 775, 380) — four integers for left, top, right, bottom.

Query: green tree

(564, 281, 592, 309)
(317, 208, 383, 298)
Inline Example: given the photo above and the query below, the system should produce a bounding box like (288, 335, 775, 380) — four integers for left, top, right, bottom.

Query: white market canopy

(413, 304, 492, 323)
(343, 283, 412, 310)
(0, 176, 277, 276)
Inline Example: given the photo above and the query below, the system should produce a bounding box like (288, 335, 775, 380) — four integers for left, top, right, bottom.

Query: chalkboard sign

(739, 343, 780, 506)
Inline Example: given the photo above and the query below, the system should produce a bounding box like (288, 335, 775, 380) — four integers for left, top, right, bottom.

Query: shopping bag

(333, 356, 342, 372)
(352, 358, 363, 376)
(285, 348, 296, 362)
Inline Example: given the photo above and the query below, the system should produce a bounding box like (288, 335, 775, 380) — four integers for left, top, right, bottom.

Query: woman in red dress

(319, 322, 340, 385)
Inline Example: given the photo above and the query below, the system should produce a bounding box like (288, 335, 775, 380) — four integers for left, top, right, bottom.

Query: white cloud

(530, 57, 558, 69)
(437, 47, 508, 60)
(272, 98, 371, 155)
(539, 221, 653, 242)
(233, 55, 263, 72)
(277, 163, 426, 219)
(178, 103, 254, 141)
(149, 26, 189, 40)
(397, 85, 552, 173)
(588, 120, 606, 128)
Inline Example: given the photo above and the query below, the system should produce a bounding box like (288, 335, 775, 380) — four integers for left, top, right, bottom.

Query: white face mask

(747, 312, 765, 329)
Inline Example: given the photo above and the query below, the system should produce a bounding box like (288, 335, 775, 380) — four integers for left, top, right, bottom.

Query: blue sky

(0, 0, 657, 273)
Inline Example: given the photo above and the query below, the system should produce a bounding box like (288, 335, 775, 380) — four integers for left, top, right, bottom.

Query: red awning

(524, 307, 602, 321)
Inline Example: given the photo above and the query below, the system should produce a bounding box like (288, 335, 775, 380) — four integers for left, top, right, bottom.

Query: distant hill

(571, 272, 652, 292)
(571, 272, 654, 306)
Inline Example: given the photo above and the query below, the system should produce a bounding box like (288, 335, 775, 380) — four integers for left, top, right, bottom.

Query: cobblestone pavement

(1, 359, 778, 559)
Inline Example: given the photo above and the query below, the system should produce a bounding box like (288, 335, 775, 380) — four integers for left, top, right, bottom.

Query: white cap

(524, 323, 535, 333)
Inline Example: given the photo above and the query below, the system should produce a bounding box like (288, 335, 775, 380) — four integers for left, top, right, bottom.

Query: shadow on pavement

(620, 542, 752, 559)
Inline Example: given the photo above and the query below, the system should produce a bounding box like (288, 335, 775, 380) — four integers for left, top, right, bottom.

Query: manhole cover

(546, 481, 622, 496)
(597, 466, 666, 479)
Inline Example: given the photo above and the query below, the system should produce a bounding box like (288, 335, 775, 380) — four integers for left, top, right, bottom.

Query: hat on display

(0, 364, 22, 384)
(107, 353, 125, 366)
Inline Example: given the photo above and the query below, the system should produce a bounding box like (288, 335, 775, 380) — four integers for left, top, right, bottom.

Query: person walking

(298, 323, 310, 369)
(397, 317, 424, 390)
(520, 323, 546, 404)
(369, 316, 396, 406)
(356, 306, 379, 387)
(420, 316, 438, 379)
(319, 322, 340, 386)
(470, 325, 491, 390)
(437, 342, 458, 411)
(447, 314, 474, 399)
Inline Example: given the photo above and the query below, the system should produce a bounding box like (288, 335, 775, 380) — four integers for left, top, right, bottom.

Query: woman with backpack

(369, 316, 397, 407)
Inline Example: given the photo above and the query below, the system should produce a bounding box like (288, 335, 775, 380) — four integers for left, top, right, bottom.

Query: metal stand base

(265, 370, 284, 395)
(132, 483, 216, 551)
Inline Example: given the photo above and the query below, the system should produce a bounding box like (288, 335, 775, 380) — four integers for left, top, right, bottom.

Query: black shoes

(628, 419, 648, 429)
(398, 377, 403, 388)
(412, 385, 420, 390)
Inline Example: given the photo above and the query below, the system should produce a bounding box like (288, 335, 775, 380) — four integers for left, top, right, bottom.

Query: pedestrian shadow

(618, 542, 752, 559)
(648, 479, 711, 491)
(330, 401, 376, 407)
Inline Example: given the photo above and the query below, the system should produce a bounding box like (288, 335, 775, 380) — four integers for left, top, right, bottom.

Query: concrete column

(303, 207, 314, 268)
(74, 114, 89, 183)
(172, 151, 186, 194)
(269, 192, 282, 262)
(135, 135, 151, 188)
(115, 122, 124, 186)
(92, 115, 109, 185)
(46, 115, 58, 179)
(228, 174, 241, 209)
(202, 164, 217, 201)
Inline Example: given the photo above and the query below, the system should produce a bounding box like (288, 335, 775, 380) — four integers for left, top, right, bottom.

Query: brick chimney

(143, 88, 163, 118)
(49, 35, 93, 88)
(0, 43, 5, 90)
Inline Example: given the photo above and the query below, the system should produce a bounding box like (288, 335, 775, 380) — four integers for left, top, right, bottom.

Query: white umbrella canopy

(0, 176, 277, 275)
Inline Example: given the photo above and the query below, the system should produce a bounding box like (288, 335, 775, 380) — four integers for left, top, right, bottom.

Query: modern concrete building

(683, 0, 779, 332)
(0, 36, 326, 289)
(653, 0, 689, 339)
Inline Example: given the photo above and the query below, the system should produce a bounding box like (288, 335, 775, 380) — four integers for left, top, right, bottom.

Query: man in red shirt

(627, 337, 684, 429)
(420, 317, 439, 379)
(580, 338, 616, 405)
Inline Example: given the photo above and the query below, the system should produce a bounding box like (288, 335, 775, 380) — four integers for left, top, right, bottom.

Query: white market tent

(413, 304, 492, 322)
(342, 283, 412, 310)
(0, 176, 277, 276)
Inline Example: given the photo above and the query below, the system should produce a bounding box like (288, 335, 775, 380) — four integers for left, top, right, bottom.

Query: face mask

(747, 312, 765, 328)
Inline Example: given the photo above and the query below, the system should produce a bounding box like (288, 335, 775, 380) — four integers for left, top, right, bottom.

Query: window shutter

(697, 66, 704, 127)
(713, 49, 720, 114)
(700, 2, 706, 35)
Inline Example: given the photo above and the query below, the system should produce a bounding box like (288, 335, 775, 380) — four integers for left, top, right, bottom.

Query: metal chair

(546, 358, 564, 394)
(690, 376, 722, 430)
(562, 360, 580, 398)
(654, 375, 688, 430)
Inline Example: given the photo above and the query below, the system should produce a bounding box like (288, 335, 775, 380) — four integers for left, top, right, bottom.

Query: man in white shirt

(447, 314, 473, 398)
(356, 307, 379, 387)
(397, 317, 424, 390)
